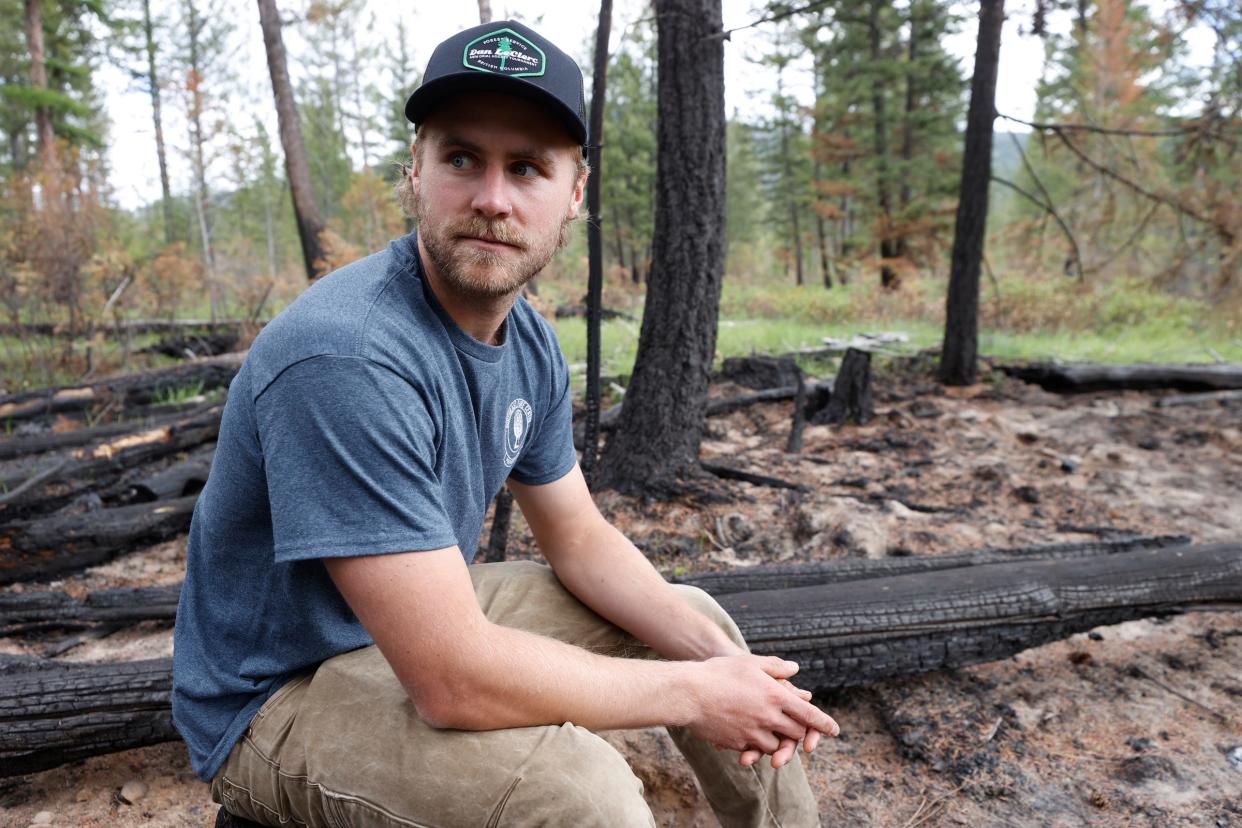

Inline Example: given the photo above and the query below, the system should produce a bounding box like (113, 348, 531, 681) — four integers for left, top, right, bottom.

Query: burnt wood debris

(1, 540, 1238, 777)
(2, 354, 1241, 778)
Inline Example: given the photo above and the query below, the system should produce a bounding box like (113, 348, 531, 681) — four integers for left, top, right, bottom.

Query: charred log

(0, 353, 242, 422)
(0, 584, 181, 636)
(0, 658, 177, 777)
(0, 407, 220, 515)
(675, 534, 1190, 594)
(1000, 362, 1242, 393)
(1, 542, 1237, 777)
(812, 348, 873, 425)
(0, 496, 196, 585)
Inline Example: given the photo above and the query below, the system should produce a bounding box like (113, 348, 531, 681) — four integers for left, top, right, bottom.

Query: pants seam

(484, 776, 522, 828)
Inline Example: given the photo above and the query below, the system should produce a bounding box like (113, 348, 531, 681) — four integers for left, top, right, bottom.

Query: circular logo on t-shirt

(503, 398, 533, 467)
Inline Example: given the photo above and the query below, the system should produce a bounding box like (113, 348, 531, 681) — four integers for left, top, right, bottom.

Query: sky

(98, 0, 1213, 211)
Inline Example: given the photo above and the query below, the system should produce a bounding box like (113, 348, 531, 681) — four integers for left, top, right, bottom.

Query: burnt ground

(2, 359, 1241, 827)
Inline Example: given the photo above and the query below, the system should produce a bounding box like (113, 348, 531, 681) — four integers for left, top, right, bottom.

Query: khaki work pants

(210, 560, 822, 827)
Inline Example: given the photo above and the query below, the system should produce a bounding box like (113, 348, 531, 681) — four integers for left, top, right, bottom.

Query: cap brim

(405, 73, 587, 146)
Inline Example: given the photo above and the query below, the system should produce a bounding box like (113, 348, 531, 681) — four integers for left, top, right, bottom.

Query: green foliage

(600, 20, 656, 283)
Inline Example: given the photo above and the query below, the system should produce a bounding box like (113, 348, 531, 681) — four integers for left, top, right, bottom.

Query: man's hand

(688, 654, 838, 767)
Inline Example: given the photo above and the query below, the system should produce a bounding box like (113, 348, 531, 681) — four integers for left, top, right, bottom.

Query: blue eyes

(447, 153, 538, 178)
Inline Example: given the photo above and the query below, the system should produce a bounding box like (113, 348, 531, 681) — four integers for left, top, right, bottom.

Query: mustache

(450, 218, 528, 250)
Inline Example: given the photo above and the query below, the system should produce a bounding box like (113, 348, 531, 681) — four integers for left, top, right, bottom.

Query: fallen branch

(700, 461, 810, 492)
(0, 496, 197, 585)
(1000, 362, 1242, 393)
(2, 542, 1236, 777)
(675, 534, 1190, 594)
(0, 352, 243, 422)
(1155, 389, 1242, 408)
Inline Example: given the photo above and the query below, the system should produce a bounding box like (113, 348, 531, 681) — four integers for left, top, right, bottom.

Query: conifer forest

(1, 1, 1240, 826)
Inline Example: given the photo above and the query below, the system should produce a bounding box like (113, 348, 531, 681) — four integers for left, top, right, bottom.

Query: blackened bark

(142, 0, 175, 245)
(939, 0, 1004, 386)
(5, 542, 1238, 776)
(257, 0, 329, 280)
(815, 347, 873, 425)
(481, 489, 512, 563)
(581, 0, 613, 482)
(597, 0, 727, 493)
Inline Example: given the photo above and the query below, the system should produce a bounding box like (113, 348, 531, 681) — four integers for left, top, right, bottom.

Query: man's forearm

(548, 518, 741, 662)
(420, 615, 700, 732)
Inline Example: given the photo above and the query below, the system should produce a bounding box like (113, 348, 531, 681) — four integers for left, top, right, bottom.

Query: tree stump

(814, 348, 873, 425)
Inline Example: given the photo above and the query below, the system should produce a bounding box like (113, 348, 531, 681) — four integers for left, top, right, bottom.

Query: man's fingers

(771, 737, 798, 769)
(758, 657, 801, 680)
(738, 747, 763, 767)
(804, 727, 821, 752)
(778, 678, 812, 701)
(784, 696, 840, 737)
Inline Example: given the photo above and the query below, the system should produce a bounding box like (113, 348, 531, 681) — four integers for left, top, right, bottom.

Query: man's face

(410, 91, 586, 299)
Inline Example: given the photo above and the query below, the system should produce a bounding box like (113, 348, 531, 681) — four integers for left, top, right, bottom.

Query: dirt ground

(2, 359, 1241, 827)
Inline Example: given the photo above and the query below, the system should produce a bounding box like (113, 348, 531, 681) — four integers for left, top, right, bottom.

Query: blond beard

(412, 184, 571, 300)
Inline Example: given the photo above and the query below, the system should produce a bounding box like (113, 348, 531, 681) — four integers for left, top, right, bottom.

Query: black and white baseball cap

(404, 20, 588, 147)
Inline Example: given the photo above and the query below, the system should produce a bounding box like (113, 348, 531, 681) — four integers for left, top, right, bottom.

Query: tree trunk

(0, 496, 198, 586)
(581, 0, 614, 482)
(23, 0, 55, 167)
(184, 0, 218, 321)
(0, 352, 242, 422)
(777, 69, 804, 286)
(999, 361, 1242, 393)
(0, 658, 177, 777)
(868, 0, 900, 290)
(4, 535, 1187, 637)
(4, 542, 1237, 777)
(677, 534, 1189, 594)
(895, 0, 919, 262)
(1, 584, 182, 636)
(477, 0, 492, 23)
(142, 0, 176, 245)
(939, 0, 1004, 386)
(597, 0, 727, 493)
(257, 0, 329, 280)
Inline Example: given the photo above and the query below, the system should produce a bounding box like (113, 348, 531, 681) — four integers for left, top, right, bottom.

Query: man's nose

(471, 165, 513, 219)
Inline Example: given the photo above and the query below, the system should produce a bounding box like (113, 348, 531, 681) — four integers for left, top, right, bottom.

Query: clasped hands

(693, 652, 839, 770)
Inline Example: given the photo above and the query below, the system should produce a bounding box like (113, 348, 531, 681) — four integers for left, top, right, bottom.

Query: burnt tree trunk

(597, 0, 727, 494)
(0, 496, 198, 585)
(142, 0, 175, 245)
(1000, 361, 1242, 393)
(4, 542, 1238, 777)
(0, 352, 242, 422)
(257, 0, 329, 280)
(0, 658, 177, 777)
(814, 347, 873, 425)
(939, 0, 1004, 386)
(1, 535, 1189, 637)
(1, 584, 182, 636)
(581, 0, 613, 482)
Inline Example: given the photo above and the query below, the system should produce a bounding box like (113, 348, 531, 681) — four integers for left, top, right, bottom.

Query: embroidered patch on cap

(463, 28, 546, 77)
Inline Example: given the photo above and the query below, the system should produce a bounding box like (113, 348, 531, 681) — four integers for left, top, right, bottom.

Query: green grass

(152, 379, 207, 407)
(549, 275, 1241, 389)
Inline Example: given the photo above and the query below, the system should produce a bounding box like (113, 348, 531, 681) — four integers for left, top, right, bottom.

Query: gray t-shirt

(171, 232, 577, 781)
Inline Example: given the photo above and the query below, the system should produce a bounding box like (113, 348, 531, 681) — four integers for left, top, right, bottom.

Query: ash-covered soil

(3, 361, 1240, 827)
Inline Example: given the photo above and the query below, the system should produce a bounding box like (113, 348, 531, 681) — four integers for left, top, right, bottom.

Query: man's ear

(567, 163, 588, 219)
(409, 141, 421, 183)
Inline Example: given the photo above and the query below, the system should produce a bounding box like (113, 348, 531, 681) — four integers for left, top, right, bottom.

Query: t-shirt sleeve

(509, 344, 577, 486)
(253, 354, 457, 563)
